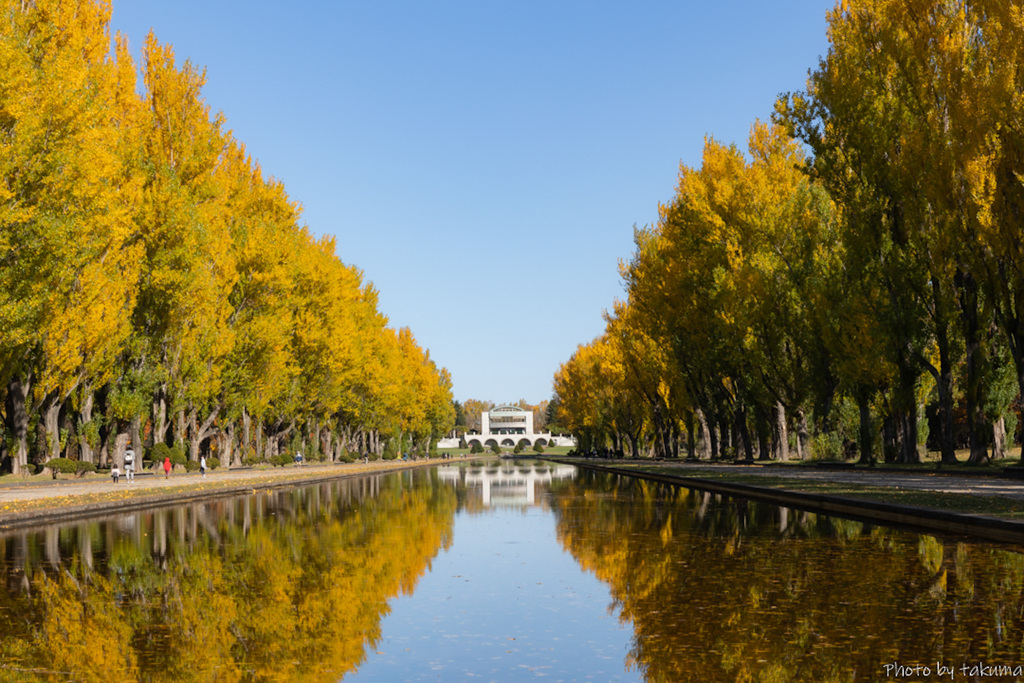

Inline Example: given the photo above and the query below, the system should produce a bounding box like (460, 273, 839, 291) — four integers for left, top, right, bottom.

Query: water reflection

(438, 459, 576, 508)
(550, 470, 1024, 682)
(4, 463, 1024, 681)
(0, 470, 456, 682)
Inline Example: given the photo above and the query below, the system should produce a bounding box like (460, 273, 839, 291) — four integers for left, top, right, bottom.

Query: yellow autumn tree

(0, 0, 143, 473)
(0, 1, 453, 471)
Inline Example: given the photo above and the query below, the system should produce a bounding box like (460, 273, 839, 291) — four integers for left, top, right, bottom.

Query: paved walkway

(4, 459, 1018, 505)
(655, 461, 1024, 502)
(563, 459, 1024, 543)
(0, 459, 441, 504)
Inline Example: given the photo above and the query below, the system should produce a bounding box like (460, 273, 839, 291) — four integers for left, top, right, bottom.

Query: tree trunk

(962, 271, 990, 465)
(896, 352, 921, 464)
(62, 408, 78, 461)
(697, 409, 712, 460)
(188, 404, 221, 461)
(5, 375, 31, 475)
(322, 426, 334, 462)
(131, 416, 143, 461)
(899, 410, 920, 464)
(649, 404, 667, 459)
(856, 388, 873, 465)
(993, 415, 1008, 460)
(221, 421, 236, 468)
(774, 402, 789, 462)
(174, 408, 187, 450)
(152, 385, 168, 447)
(686, 411, 696, 460)
(934, 363, 957, 464)
(796, 409, 809, 460)
(735, 404, 754, 462)
(626, 431, 639, 459)
(241, 408, 251, 462)
(756, 410, 771, 462)
(882, 414, 899, 462)
(718, 416, 731, 457)
(932, 275, 957, 464)
(42, 393, 62, 462)
(78, 388, 95, 464)
(113, 430, 130, 469)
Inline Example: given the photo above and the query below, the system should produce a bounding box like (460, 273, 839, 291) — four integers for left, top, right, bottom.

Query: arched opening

(500, 438, 515, 447)
(484, 439, 499, 448)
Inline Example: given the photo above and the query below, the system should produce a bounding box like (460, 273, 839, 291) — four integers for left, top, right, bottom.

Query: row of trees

(0, 0, 454, 474)
(554, 0, 1024, 464)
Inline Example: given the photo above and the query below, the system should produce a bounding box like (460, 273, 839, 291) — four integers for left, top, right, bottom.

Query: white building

(446, 404, 574, 450)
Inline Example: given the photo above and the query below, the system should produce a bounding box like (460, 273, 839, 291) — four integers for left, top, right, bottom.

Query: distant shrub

(490, 443, 501, 455)
(207, 457, 221, 470)
(147, 442, 187, 465)
(184, 460, 200, 472)
(810, 431, 843, 461)
(470, 442, 484, 454)
(532, 443, 545, 453)
(271, 454, 292, 467)
(45, 459, 96, 479)
(148, 443, 172, 463)
(46, 458, 78, 479)
(382, 443, 398, 460)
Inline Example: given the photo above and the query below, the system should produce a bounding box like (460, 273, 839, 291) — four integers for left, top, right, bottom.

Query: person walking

(200, 455, 207, 476)
(124, 448, 135, 482)
(163, 456, 172, 479)
(111, 464, 120, 484)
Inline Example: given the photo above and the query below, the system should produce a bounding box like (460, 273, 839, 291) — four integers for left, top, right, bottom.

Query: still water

(0, 461, 1022, 682)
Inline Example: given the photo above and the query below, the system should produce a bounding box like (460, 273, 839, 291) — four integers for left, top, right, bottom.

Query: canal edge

(546, 458, 1024, 545)
(0, 459, 447, 532)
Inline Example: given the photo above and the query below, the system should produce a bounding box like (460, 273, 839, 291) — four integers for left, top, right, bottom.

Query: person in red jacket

(163, 456, 172, 479)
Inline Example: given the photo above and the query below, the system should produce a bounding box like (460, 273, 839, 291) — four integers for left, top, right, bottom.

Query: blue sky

(109, 1, 835, 405)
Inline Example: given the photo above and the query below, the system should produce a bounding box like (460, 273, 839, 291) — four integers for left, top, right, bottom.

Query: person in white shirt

(124, 448, 135, 482)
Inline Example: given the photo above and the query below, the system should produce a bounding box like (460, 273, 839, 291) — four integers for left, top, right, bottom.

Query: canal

(0, 460, 1022, 681)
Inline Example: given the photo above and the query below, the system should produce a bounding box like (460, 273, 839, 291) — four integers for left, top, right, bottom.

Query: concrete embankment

(547, 458, 1024, 545)
(0, 458, 467, 531)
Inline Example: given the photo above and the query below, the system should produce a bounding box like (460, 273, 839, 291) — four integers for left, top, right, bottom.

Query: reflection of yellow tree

(0, 471, 456, 682)
(551, 472, 1024, 683)
(34, 569, 138, 682)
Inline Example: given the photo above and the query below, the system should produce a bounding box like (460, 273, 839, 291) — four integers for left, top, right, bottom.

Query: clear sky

(108, 0, 835, 406)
